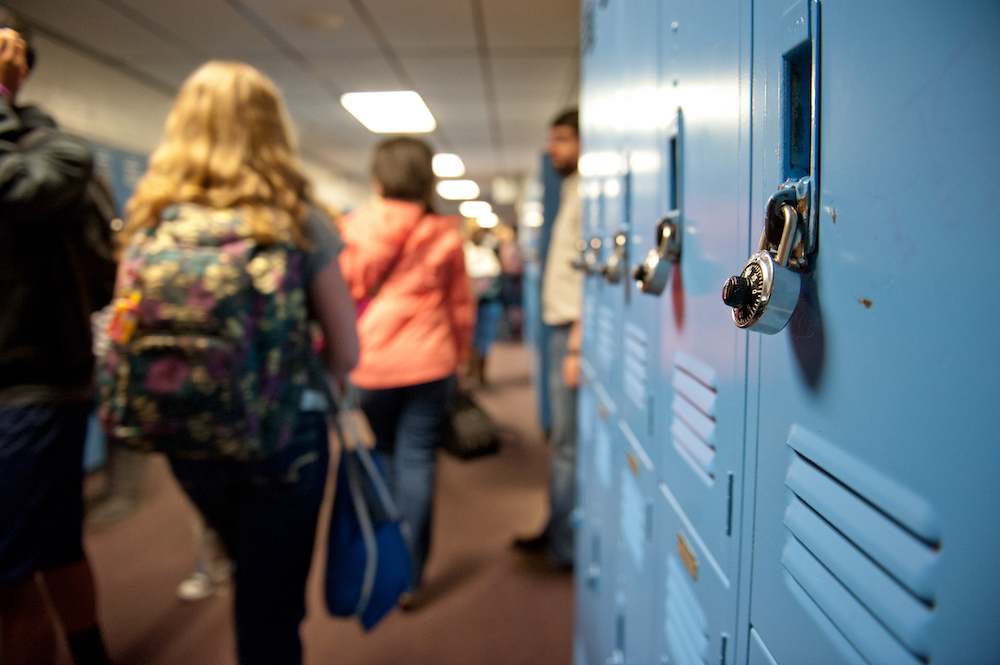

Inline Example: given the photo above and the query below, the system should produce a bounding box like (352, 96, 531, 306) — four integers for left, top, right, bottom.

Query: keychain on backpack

(106, 292, 141, 344)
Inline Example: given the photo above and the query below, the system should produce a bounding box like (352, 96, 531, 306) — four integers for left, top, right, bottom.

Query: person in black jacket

(0, 12, 113, 665)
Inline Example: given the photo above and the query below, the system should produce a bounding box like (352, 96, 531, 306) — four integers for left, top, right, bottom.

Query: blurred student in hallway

(102, 60, 358, 664)
(339, 136, 474, 607)
(0, 10, 116, 664)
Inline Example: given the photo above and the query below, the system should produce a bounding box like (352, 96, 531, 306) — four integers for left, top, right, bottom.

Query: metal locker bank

(571, 1, 1000, 664)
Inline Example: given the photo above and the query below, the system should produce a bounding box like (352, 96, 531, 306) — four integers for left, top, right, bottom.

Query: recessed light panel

(476, 212, 499, 229)
(340, 91, 436, 133)
(433, 154, 465, 177)
(459, 201, 492, 218)
(436, 180, 480, 200)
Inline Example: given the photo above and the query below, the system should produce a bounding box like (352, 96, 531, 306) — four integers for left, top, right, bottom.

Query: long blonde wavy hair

(123, 61, 312, 247)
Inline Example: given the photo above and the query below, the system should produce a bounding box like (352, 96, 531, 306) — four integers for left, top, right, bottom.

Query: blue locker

(611, 420, 658, 665)
(742, 1, 1000, 664)
(575, 365, 622, 665)
(649, 1, 753, 663)
(608, 0, 666, 662)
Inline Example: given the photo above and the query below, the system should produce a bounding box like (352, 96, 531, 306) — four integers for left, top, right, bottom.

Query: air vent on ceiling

(782, 425, 940, 665)
(665, 553, 709, 665)
(670, 351, 718, 486)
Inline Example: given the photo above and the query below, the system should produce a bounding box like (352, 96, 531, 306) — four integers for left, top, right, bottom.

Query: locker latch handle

(601, 231, 628, 283)
(572, 236, 603, 275)
(632, 212, 681, 295)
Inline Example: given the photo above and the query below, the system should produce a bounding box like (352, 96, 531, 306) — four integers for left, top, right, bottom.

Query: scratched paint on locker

(621, 467, 646, 568)
(623, 322, 648, 410)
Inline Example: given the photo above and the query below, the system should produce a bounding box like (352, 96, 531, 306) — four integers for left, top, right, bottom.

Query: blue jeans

(352, 376, 456, 588)
(168, 410, 329, 665)
(474, 299, 504, 356)
(543, 324, 577, 566)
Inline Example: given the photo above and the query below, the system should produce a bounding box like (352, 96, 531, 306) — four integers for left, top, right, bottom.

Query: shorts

(0, 402, 90, 583)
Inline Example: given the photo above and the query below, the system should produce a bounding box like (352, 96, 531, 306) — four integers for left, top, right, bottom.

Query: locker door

(580, 0, 626, 401)
(575, 369, 620, 665)
(744, 2, 1000, 664)
(577, 4, 624, 662)
(652, 1, 752, 663)
(608, 2, 663, 664)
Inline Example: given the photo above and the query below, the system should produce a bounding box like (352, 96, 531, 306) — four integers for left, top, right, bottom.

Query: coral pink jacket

(339, 199, 474, 390)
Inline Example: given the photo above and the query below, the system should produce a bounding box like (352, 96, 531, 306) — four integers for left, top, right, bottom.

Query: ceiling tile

(239, 0, 379, 55)
(116, 0, 286, 59)
(403, 56, 484, 95)
(312, 56, 403, 92)
(8, 0, 188, 59)
(482, 0, 579, 50)
(363, 0, 476, 51)
(492, 56, 576, 100)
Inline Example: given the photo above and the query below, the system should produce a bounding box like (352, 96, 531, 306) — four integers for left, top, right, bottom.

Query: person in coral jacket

(338, 137, 474, 605)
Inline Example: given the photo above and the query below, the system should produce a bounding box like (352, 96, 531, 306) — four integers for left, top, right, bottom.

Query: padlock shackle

(776, 203, 797, 267)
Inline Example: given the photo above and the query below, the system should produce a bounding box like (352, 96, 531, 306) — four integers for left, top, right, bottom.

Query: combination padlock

(633, 213, 681, 295)
(722, 181, 810, 333)
(601, 231, 628, 283)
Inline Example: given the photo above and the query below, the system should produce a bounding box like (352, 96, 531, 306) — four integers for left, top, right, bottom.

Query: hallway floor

(83, 341, 574, 665)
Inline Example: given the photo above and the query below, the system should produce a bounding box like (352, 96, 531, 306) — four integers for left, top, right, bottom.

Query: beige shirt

(542, 172, 583, 325)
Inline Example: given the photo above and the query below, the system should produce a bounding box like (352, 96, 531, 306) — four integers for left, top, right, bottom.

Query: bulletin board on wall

(91, 142, 148, 216)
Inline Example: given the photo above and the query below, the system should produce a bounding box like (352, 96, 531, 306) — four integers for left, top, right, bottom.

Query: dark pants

(0, 402, 90, 583)
(352, 376, 455, 588)
(168, 410, 329, 665)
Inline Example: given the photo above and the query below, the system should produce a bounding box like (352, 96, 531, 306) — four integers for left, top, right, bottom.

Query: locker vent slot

(670, 352, 718, 486)
(623, 322, 648, 410)
(782, 427, 939, 665)
(664, 554, 709, 665)
(594, 419, 612, 488)
(597, 305, 615, 370)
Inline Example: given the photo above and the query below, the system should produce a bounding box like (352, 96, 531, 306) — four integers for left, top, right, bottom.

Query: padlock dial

(731, 254, 768, 328)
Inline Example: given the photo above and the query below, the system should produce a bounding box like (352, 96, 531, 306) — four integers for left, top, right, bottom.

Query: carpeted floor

(81, 341, 573, 665)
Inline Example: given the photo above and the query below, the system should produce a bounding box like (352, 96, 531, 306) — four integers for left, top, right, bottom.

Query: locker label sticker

(677, 532, 699, 581)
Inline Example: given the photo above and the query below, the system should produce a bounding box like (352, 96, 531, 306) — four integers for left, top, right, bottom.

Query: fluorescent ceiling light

(523, 211, 544, 227)
(476, 212, 499, 229)
(436, 180, 480, 200)
(340, 91, 436, 133)
(433, 154, 465, 177)
(578, 151, 623, 177)
(459, 201, 492, 218)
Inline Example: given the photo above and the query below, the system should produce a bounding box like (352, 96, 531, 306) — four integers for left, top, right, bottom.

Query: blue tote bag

(325, 420, 412, 630)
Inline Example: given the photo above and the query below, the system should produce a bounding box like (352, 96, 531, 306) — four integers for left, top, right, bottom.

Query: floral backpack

(97, 204, 311, 460)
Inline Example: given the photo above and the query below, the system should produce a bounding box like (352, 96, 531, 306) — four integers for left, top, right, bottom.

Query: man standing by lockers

(514, 109, 583, 570)
(0, 12, 114, 665)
